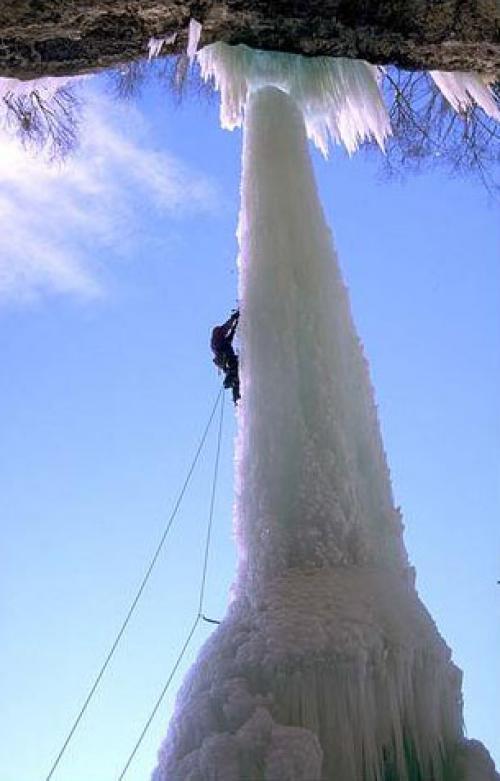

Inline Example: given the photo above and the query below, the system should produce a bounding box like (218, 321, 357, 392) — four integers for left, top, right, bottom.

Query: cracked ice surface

(152, 87, 499, 780)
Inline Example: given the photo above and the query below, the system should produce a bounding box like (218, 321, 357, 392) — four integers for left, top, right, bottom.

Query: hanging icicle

(429, 70, 500, 121)
(197, 42, 392, 155)
(187, 19, 203, 64)
(197, 43, 500, 156)
(148, 32, 177, 60)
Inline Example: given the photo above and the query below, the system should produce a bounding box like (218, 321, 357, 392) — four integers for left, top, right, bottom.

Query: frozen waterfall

(233, 85, 407, 594)
(152, 84, 498, 780)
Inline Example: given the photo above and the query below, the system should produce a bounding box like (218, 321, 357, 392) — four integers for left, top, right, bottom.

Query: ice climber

(211, 310, 240, 404)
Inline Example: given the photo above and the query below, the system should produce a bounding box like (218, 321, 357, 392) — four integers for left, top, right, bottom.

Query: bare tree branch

(2, 57, 498, 195)
(377, 68, 500, 195)
(1, 85, 80, 160)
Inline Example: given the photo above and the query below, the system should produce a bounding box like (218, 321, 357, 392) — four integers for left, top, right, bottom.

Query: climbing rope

(117, 391, 225, 781)
(44, 386, 224, 781)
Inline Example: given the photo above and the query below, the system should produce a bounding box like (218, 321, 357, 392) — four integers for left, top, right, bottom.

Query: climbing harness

(211, 309, 240, 405)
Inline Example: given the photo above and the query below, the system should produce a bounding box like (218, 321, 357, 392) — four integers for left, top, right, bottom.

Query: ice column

(153, 87, 485, 781)
(233, 85, 407, 596)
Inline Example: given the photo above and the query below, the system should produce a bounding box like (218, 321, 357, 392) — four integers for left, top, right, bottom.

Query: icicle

(197, 42, 391, 155)
(429, 70, 500, 121)
(148, 32, 177, 60)
(187, 19, 203, 64)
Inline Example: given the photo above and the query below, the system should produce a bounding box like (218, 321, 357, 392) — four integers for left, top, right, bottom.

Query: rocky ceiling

(0, 1, 499, 81)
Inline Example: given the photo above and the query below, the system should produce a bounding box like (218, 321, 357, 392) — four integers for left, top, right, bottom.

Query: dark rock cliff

(1, 1, 499, 80)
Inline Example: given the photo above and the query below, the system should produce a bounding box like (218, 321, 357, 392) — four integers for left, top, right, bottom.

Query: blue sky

(1, 71, 499, 781)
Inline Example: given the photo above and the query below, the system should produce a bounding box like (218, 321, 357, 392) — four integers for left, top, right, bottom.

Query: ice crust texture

(152, 86, 499, 780)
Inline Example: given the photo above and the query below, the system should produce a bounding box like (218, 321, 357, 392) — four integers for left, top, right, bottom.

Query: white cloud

(0, 82, 219, 304)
